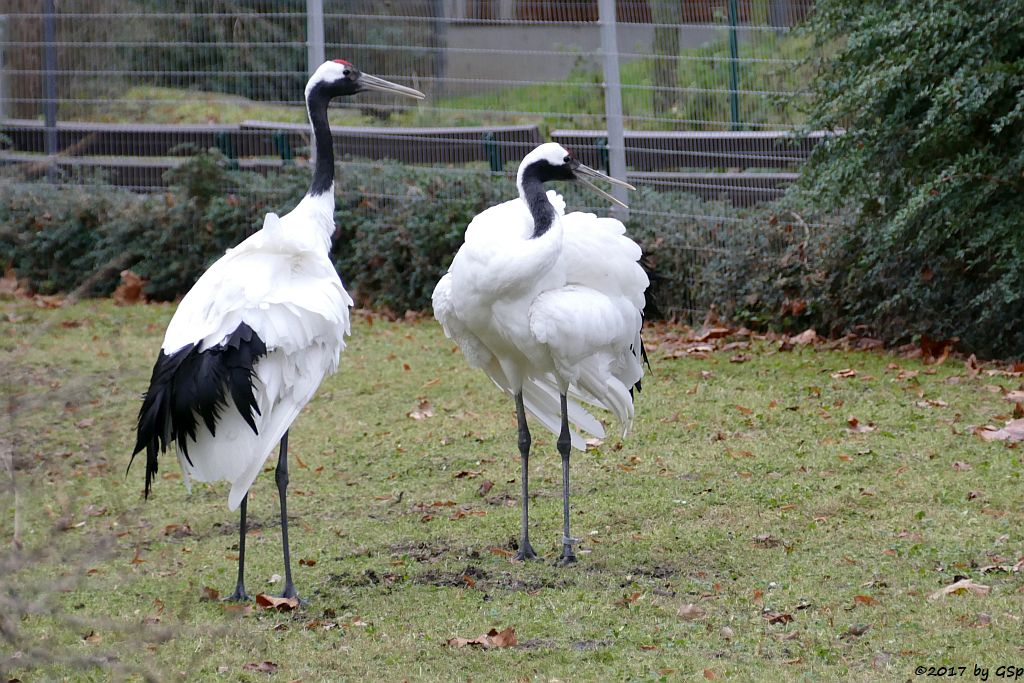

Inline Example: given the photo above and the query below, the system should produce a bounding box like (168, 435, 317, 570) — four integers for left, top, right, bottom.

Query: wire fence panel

(0, 0, 817, 320)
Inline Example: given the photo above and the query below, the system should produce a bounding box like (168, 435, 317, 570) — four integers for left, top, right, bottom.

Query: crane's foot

(555, 536, 579, 567)
(280, 581, 308, 605)
(556, 552, 578, 567)
(225, 584, 252, 602)
(513, 539, 540, 562)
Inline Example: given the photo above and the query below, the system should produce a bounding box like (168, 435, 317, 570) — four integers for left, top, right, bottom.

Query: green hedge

(1, 152, 753, 319)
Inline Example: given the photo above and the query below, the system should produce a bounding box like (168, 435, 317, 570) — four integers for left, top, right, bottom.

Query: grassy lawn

(1, 299, 1022, 681)
(66, 31, 812, 132)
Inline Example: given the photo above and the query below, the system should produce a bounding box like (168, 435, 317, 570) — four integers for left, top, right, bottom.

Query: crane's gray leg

(276, 431, 300, 601)
(226, 493, 251, 601)
(514, 392, 538, 561)
(556, 393, 577, 566)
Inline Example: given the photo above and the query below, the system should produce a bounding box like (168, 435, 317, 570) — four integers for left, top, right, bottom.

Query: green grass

(66, 31, 813, 132)
(2, 299, 1022, 681)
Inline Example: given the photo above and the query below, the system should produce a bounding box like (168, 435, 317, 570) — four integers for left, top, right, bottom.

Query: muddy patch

(387, 540, 450, 563)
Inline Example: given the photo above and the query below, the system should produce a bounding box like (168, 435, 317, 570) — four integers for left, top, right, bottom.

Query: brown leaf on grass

(928, 578, 991, 600)
(407, 399, 433, 420)
(489, 546, 514, 558)
(242, 661, 278, 674)
(847, 417, 876, 433)
(255, 593, 299, 611)
(853, 595, 878, 607)
(843, 624, 871, 638)
(113, 269, 147, 305)
(921, 335, 955, 365)
(763, 611, 794, 625)
(965, 354, 981, 379)
(677, 603, 705, 620)
(735, 405, 754, 415)
(791, 328, 817, 345)
(446, 627, 517, 649)
(752, 533, 781, 548)
(476, 480, 494, 497)
(163, 523, 193, 537)
(454, 470, 483, 479)
(614, 591, 642, 607)
(1003, 390, 1024, 403)
(952, 461, 972, 472)
(82, 630, 102, 643)
(973, 419, 1024, 442)
(449, 508, 485, 520)
(729, 354, 750, 364)
(693, 326, 734, 342)
(831, 369, 857, 379)
(199, 586, 220, 601)
(299, 558, 316, 567)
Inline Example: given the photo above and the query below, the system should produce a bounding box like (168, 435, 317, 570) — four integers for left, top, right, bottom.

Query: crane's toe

(225, 586, 252, 602)
(513, 540, 540, 562)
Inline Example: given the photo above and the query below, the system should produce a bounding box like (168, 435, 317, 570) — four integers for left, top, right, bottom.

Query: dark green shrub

(789, 0, 1024, 357)
(3, 150, 756, 321)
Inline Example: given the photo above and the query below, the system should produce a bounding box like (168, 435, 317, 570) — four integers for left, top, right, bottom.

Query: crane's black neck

(307, 84, 335, 197)
(520, 160, 570, 238)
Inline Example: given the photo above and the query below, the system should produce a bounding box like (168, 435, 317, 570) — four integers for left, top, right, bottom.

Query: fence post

(0, 15, 8, 120)
(727, 0, 741, 131)
(42, 0, 58, 181)
(307, 0, 325, 75)
(597, 0, 628, 218)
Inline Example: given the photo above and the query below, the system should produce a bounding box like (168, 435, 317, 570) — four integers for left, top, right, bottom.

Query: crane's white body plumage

(161, 191, 351, 510)
(433, 160, 648, 450)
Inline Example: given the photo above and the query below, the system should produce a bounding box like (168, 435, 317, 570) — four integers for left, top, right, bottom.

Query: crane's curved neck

(518, 166, 556, 238)
(306, 84, 335, 197)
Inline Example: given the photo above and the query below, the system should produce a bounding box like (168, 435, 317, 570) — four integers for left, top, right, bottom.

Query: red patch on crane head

(333, 59, 353, 67)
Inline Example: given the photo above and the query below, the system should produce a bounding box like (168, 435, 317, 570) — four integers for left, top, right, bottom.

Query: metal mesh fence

(1, 0, 819, 320)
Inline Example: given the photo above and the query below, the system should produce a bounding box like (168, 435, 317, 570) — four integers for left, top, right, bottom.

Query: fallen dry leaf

(200, 586, 220, 601)
(82, 630, 102, 643)
(615, 591, 642, 607)
(255, 593, 299, 611)
(242, 661, 278, 674)
(847, 417, 876, 433)
(852, 595, 878, 607)
(831, 369, 857, 379)
(446, 627, 517, 649)
(763, 611, 794, 625)
(928, 578, 991, 600)
(677, 603, 705, 620)
(790, 328, 817, 346)
(952, 461, 972, 471)
(973, 419, 1024, 442)
(407, 399, 434, 420)
(113, 269, 147, 305)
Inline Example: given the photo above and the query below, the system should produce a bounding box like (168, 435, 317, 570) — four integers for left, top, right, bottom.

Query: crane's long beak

(573, 162, 636, 209)
(357, 73, 426, 100)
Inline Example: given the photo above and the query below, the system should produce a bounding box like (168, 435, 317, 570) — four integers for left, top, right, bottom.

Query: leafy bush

(787, 0, 1024, 358)
(1, 150, 757, 320)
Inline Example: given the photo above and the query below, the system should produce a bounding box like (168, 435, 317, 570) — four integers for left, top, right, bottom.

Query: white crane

(130, 60, 424, 601)
(432, 142, 648, 565)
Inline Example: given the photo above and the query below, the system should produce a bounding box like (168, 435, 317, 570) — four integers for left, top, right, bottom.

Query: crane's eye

(343, 69, 351, 77)
(563, 155, 571, 164)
